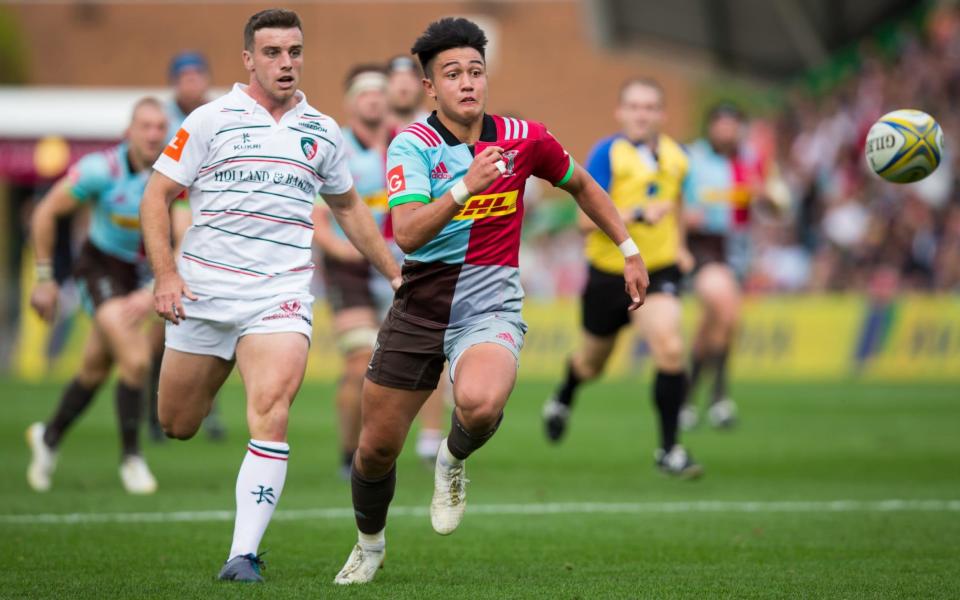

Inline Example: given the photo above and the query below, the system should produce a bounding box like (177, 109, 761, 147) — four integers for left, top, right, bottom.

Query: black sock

(555, 358, 582, 408)
(688, 351, 707, 403)
(115, 382, 143, 457)
(342, 449, 355, 470)
(446, 410, 503, 461)
(44, 378, 100, 448)
(148, 351, 163, 429)
(711, 349, 730, 405)
(351, 463, 396, 534)
(654, 371, 687, 451)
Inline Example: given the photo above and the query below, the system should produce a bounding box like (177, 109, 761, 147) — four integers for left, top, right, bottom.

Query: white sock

(416, 429, 443, 459)
(438, 438, 463, 468)
(358, 528, 385, 551)
(228, 439, 289, 559)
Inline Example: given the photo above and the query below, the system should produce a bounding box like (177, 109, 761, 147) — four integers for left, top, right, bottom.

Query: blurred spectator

(166, 51, 211, 134)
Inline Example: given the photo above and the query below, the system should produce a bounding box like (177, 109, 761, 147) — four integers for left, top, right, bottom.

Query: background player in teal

(313, 64, 397, 479)
(335, 18, 649, 584)
(26, 97, 169, 495)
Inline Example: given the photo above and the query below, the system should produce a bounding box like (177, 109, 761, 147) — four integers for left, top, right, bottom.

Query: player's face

(350, 89, 387, 127)
(127, 105, 169, 164)
(616, 84, 663, 143)
(174, 67, 210, 106)
(243, 27, 304, 105)
(424, 47, 487, 124)
(708, 115, 742, 154)
(387, 70, 423, 114)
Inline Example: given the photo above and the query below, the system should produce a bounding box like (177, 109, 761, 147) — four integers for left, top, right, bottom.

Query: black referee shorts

(581, 264, 682, 337)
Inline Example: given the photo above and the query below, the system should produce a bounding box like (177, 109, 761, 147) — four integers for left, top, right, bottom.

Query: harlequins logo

(301, 137, 318, 160)
(251, 485, 276, 505)
(502, 150, 519, 177)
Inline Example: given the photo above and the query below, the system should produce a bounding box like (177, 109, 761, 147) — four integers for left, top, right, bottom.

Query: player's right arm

(390, 145, 504, 254)
(141, 172, 196, 324)
(143, 116, 209, 324)
(312, 203, 364, 262)
(29, 178, 82, 322)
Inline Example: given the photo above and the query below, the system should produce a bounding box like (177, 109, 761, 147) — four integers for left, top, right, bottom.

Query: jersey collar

(427, 111, 497, 146)
(230, 82, 308, 120)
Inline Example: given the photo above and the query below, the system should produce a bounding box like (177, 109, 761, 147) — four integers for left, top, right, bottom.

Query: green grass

(2, 377, 959, 599)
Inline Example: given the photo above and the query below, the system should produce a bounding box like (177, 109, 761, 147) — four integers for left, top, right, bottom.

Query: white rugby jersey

(153, 83, 353, 299)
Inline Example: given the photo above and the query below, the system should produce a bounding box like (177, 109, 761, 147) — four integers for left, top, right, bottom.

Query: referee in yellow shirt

(543, 78, 702, 477)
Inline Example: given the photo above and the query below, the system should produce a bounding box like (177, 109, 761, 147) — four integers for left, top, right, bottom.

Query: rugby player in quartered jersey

(26, 98, 169, 496)
(138, 9, 400, 584)
(334, 18, 649, 585)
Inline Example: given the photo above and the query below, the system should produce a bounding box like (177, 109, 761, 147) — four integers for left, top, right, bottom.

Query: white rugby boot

(333, 543, 385, 585)
(119, 454, 158, 495)
(26, 423, 57, 492)
(430, 439, 469, 535)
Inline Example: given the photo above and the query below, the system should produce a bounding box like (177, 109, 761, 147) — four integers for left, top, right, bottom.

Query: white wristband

(35, 263, 53, 282)
(618, 238, 640, 258)
(450, 179, 471, 206)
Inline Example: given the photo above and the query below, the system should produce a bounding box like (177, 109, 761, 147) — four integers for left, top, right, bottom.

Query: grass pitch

(2, 377, 958, 599)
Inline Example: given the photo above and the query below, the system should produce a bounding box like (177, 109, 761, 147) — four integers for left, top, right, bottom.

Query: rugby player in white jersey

(140, 9, 400, 583)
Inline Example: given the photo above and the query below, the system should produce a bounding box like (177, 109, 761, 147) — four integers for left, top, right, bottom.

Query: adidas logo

(430, 162, 453, 180)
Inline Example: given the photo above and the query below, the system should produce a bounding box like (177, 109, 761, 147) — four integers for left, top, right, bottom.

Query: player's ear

(422, 77, 436, 101)
(241, 49, 254, 72)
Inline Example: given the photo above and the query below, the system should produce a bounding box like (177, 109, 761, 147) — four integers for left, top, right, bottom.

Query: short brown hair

(130, 96, 164, 121)
(244, 9, 302, 51)
(619, 77, 664, 104)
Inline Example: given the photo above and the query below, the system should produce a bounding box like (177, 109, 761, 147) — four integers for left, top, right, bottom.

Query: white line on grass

(2, 499, 959, 526)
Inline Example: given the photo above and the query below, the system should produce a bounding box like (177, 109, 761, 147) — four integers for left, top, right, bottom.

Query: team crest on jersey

(301, 137, 318, 160)
(502, 150, 519, 177)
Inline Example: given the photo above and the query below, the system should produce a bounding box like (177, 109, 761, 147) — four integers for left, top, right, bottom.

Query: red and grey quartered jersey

(386, 112, 574, 328)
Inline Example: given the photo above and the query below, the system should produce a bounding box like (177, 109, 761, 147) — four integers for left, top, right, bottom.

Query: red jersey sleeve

(531, 122, 575, 186)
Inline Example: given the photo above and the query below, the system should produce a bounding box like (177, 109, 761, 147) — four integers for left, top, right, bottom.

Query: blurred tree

(0, 8, 28, 84)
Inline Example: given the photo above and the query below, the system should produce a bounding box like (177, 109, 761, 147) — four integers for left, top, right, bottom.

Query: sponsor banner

(10, 278, 960, 381)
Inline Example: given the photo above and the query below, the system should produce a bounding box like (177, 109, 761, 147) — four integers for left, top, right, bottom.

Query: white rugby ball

(865, 109, 944, 184)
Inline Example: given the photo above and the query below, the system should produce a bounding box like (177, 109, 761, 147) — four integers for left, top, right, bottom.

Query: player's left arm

(561, 164, 649, 309)
(322, 187, 400, 287)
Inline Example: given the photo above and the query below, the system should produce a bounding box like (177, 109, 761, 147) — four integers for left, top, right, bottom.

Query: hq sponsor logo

(232, 132, 262, 152)
(452, 190, 519, 220)
(163, 128, 190, 162)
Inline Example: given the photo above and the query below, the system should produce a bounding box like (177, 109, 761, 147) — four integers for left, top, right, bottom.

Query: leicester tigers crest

(301, 137, 318, 160)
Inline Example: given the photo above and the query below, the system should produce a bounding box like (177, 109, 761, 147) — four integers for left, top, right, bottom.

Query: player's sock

(710, 348, 730, 405)
(115, 381, 143, 457)
(555, 358, 582, 408)
(228, 440, 289, 559)
(351, 463, 396, 535)
(446, 410, 503, 461)
(44, 378, 100, 449)
(653, 370, 687, 451)
(688, 349, 708, 398)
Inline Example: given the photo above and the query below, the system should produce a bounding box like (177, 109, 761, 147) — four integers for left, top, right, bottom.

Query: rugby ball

(865, 109, 944, 183)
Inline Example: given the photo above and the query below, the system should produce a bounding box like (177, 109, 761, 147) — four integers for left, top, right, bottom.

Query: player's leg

(93, 297, 158, 494)
(632, 289, 703, 478)
(218, 331, 308, 578)
(544, 266, 629, 442)
(146, 321, 166, 442)
(157, 349, 233, 439)
(415, 381, 446, 462)
(544, 332, 617, 442)
(336, 313, 443, 585)
(26, 324, 112, 492)
(692, 263, 741, 428)
(335, 382, 431, 585)
(331, 306, 379, 478)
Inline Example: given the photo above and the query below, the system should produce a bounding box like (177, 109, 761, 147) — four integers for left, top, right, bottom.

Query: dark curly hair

(410, 17, 488, 78)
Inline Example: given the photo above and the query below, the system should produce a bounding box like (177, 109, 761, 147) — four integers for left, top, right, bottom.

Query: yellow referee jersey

(584, 133, 688, 274)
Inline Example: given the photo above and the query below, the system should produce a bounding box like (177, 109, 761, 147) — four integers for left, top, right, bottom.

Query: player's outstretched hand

(153, 271, 197, 325)
(463, 146, 505, 196)
(30, 281, 60, 323)
(623, 254, 649, 311)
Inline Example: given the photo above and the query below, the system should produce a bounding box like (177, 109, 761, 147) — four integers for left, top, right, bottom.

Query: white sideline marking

(1, 499, 959, 526)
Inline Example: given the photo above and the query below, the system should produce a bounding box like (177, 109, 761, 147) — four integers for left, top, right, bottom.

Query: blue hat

(169, 51, 209, 81)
